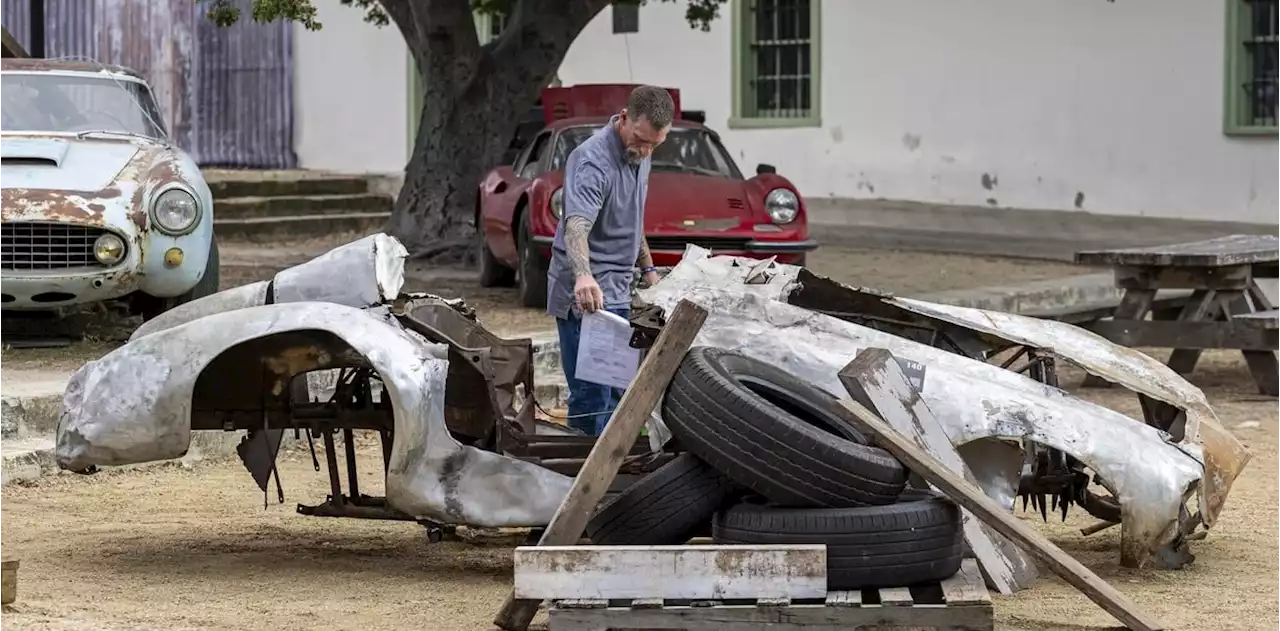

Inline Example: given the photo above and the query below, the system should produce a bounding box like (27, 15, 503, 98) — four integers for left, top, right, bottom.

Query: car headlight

(764, 188, 799, 224)
(550, 188, 564, 219)
(93, 233, 126, 265)
(151, 188, 200, 235)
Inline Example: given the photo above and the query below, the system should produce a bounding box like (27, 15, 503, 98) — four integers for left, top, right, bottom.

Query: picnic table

(1074, 234, 1279, 397)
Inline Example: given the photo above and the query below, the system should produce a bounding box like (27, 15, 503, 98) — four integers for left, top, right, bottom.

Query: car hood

(0, 136, 142, 192)
(644, 171, 755, 231)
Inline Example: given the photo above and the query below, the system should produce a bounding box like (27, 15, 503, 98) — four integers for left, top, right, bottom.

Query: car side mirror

(756, 163, 777, 175)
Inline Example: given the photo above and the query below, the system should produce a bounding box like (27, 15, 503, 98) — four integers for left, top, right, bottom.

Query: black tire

(713, 492, 965, 589)
(586, 453, 737, 545)
(516, 212, 549, 308)
(477, 213, 515, 288)
(662, 347, 907, 508)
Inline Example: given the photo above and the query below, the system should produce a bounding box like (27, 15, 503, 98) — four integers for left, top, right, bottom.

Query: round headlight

(764, 188, 799, 224)
(152, 188, 200, 235)
(550, 188, 564, 219)
(93, 233, 126, 265)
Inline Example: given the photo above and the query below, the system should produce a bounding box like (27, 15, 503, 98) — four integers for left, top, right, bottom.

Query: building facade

(555, 0, 1278, 225)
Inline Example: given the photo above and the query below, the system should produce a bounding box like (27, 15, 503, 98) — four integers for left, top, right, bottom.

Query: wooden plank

(1113, 264, 1254, 291)
(1075, 234, 1280, 268)
(837, 350, 1166, 631)
(548, 602, 994, 631)
(494, 300, 709, 631)
(825, 591, 861, 607)
(556, 599, 607, 609)
(513, 544, 827, 600)
(1235, 308, 1280, 320)
(878, 587, 914, 606)
(630, 598, 664, 609)
(756, 597, 791, 608)
(840, 349, 1037, 595)
(1021, 290, 1193, 324)
(0, 560, 16, 604)
(941, 559, 992, 605)
(1084, 318, 1278, 350)
(1, 26, 28, 58)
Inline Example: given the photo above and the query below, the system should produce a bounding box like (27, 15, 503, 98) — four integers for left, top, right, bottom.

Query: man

(546, 85, 673, 435)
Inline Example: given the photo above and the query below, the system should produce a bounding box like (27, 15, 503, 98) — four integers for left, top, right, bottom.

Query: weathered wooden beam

(494, 299, 709, 631)
(513, 544, 827, 601)
(1, 557, 18, 605)
(1113, 264, 1254, 291)
(1075, 234, 1280, 268)
(839, 348, 1037, 595)
(0, 26, 29, 58)
(836, 352, 1166, 631)
(1083, 319, 1278, 351)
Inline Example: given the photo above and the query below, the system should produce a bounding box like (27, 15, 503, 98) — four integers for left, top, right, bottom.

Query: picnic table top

(1075, 234, 1280, 268)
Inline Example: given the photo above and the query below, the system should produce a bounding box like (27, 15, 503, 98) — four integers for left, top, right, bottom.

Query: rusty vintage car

(0, 58, 217, 319)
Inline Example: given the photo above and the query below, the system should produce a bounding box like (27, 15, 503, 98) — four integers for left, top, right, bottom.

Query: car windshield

(552, 125, 742, 179)
(1, 73, 166, 139)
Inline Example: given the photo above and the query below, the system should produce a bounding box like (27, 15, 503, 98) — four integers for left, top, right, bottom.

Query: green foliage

(205, 0, 724, 32)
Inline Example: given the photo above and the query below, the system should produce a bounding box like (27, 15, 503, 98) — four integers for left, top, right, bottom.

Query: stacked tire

(584, 347, 965, 590)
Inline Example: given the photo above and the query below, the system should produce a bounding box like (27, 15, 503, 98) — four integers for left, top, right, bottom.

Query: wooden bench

(1233, 308, 1280, 322)
(1021, 289, 1194, 325)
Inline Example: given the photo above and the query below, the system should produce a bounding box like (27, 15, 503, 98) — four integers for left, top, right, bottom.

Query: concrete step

(1, 437, 57, 485)
(213, 212, 391, 241)
(207, 174, 371, 199)
(214, 194, 392, 219)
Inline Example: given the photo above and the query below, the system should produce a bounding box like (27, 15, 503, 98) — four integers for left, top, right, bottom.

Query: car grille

(0, 222, 118, 271)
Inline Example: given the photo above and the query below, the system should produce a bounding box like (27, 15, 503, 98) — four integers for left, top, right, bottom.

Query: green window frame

(1223, 0, 1278, 135)
(730, 0, 822, 129)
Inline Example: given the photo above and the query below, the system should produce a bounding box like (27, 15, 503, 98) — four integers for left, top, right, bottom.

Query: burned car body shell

(1, 59, 214, 310)
(638, 247, 1249, 568)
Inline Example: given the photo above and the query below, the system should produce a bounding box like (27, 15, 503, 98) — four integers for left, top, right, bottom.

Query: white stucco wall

(559, 0, 1279, 225)
(292, 0, 409, 174)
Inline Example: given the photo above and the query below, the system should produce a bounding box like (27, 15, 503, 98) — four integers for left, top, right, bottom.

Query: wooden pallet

(547, 559, 992, 631)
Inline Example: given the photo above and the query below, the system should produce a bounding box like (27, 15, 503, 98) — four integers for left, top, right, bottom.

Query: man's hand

(641, 270, 660, 287)
(574, 274, 604, 312)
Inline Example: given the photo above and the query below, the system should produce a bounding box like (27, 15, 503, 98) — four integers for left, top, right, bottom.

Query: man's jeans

(556, 306, 630, 435)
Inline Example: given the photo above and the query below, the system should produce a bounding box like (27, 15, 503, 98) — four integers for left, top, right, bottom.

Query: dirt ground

(0, 239, 1085, 373)
(2, 351, 1275, 631)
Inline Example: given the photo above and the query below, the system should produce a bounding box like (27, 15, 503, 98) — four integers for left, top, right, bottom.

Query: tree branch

(382, 0, 481, 86)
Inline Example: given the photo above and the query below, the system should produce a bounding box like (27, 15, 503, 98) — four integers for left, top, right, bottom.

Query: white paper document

(575, 310, 641, 390)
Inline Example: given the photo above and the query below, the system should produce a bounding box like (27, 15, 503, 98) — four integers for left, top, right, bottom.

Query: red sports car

(476, 85, 819, 308)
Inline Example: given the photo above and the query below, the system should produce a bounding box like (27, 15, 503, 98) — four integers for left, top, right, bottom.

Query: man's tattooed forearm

(636, 237, 654, 269)
(565, 215, 594, 277)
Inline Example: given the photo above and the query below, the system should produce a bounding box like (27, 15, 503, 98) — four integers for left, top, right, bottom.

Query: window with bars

(1225, 0, 1278, 134)
(732, 0, 821, 127)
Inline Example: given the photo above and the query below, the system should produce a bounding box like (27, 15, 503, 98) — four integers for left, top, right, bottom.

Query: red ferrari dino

(476, 84, 819, 308)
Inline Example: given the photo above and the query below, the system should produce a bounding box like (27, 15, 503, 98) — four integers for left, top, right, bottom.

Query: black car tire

(713, 491, 965, 589)
(586, 453, 737, 546)
(516, 213, 548, 308)
(477, 217, 515, 288)
(662, 347, 907, 508)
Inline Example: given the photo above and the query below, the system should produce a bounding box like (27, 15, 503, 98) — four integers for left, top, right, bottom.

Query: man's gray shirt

(546, 116, 649, 320)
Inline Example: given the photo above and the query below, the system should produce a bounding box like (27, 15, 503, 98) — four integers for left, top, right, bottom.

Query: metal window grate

(746, 0, 812, 119)
(0, 222, 116, 270)
(1241, 0, 1278, 127)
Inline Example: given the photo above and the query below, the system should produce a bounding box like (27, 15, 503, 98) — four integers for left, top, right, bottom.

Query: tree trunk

(382, 0, 611, 262)
(387, 71, 521, 261)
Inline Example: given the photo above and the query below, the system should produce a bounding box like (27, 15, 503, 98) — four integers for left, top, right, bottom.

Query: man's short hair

(627, 85, 675, 129)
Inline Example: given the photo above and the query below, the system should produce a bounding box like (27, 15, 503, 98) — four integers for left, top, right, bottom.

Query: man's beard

(625, 149, 644, 165)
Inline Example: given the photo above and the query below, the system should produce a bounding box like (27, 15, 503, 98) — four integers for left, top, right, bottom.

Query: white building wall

(292, 0, 409, 174)
(559, 0, 1278, 225)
